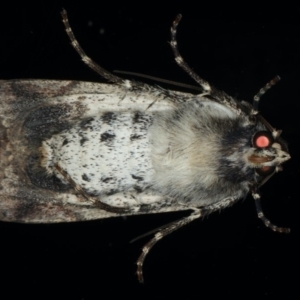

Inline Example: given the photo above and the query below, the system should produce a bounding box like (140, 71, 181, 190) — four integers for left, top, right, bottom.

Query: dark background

(0, 2, 299, 299)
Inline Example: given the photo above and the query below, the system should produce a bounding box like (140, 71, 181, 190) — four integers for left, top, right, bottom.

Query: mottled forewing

(0, 80, 186, 223)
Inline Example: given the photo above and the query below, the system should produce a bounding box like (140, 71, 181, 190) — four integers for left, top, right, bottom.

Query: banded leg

(170, 14, 212, 93)
(136, 208, 202, 283)
(170, 15, 245, 116)
(55, 163, 129, 214)
(252, 190, 290, 233)
(135, 196, 240, 282)
(61, 9, 125, 85)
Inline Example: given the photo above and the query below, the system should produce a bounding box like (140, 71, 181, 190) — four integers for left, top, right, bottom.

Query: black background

(0, 2, 299, 299)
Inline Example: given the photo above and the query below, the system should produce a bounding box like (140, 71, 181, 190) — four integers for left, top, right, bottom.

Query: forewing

(0, 80, 189, 223)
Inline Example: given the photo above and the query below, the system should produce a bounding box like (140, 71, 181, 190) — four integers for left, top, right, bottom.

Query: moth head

(247, 123, 290, 184)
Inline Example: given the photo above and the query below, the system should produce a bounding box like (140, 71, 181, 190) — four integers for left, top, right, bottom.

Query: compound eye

(256, 165, 276, 176)
(253, 131, 273, 148)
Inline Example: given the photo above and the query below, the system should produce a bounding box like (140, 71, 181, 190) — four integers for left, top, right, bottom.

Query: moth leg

(54, 163, 129, 214)
(170, 15, 211, 93)
(61, 9, 126, 85)
(136, 208, 202, 283)
(170, 15, 244, 115)
(252, 191, 290, 233)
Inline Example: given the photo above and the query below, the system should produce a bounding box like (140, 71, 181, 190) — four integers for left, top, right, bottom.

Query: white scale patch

(42, 111, 155, 196)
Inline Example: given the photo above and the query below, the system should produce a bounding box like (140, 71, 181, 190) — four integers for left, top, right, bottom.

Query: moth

(0, 10, 290, 282)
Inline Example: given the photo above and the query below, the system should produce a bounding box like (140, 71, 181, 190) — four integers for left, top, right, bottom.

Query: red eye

(253, 131, 273, 148)
(256, 135, 270, 147)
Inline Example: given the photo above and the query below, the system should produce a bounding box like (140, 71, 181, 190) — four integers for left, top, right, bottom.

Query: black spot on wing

(134, 185, 143, 193)
(132, 111, 153, 131)
(131, 174, 144, 181)
(82, 174, 90, 182)
(101, 132, 115, 142)
(62, 139, 69, 146)
(79, 118, 94, 130)
(102, 177, 114, 183)
(106, 189, 119, 196)
(101, 112, 116, 124)
(130, 134, 143, 141)
(80, 137, 89, 146)
(133, 111, 143, 124)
